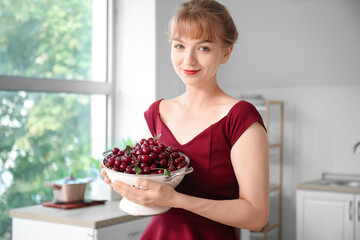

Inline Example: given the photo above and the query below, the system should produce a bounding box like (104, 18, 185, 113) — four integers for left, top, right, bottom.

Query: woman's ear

(221, 45, 234, 64)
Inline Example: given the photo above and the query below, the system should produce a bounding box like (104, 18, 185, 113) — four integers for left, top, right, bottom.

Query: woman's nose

(183, 50, 197, 66)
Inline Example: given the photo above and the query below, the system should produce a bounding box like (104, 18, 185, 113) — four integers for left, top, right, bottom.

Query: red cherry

(159, 143, 166, 150)
(163, 151, 170, 158)
(108, 157, 115, 167)
(168, 165, 176, 172)
(159, 159, 167, 167)
(113, 147, 120, 154)
(177, 163, 185, 169)
(114, 158, 121, 167)
(143, 166, 151, 174)
(150, 163, 157, 170)
(142, 147, 150, 155)
(125, 166, 132, 173)
(171, 152, 180, 159)
(174, 158, 181, 165)
(167, 146, 175, 153)
(149, 152, 157, 160)
(141, 155, 150, 163)
(153, 146, 161, 154)
(119, 163, 127, 171)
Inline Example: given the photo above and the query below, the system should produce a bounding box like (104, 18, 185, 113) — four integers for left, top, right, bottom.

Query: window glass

(0, 0, 107, 82)
(0, 91, 106, 238)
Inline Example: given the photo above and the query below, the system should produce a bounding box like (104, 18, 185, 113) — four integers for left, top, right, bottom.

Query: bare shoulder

(218, 96, 239, 114)
(159, 97, 181, 114)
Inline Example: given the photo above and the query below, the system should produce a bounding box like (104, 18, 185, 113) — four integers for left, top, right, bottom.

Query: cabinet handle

(128, 231, 142, 240)
(349, 201, 353, 221)
(358, 201, 360, 221)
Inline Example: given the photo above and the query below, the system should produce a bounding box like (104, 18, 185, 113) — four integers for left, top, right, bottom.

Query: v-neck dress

(140, 99, 265, 240)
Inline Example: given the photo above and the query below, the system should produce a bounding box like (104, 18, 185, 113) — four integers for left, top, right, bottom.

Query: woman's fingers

(110, 178, 176, 207)
(111, 180, 147, 204)
(100, 168, 111, 184)
(137, 178, 150, 189)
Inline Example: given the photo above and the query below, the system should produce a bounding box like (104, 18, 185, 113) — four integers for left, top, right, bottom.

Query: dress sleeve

(228, 101, 266, 146)
(144, 100, 162, 137)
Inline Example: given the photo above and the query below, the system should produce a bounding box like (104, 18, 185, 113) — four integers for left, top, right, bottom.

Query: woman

(101, 0, 269, 239)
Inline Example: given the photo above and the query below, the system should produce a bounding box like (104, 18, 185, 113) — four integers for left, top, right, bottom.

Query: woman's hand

(111, 178, 176, 207)
(99, 162, 111, 184)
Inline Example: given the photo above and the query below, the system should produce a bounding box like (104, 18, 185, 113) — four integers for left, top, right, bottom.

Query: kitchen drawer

(95, 217, 151, 240)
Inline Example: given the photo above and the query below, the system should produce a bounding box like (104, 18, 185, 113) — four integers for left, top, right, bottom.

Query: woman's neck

(180, 83, 226, 110)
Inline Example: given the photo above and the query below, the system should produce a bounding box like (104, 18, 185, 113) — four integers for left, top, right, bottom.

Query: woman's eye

(174, 44, 184, 49)
(199, 46, 210, 52)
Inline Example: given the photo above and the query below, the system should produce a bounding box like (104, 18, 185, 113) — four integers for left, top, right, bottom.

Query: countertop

(9, 200, 142, 229)
(297, 179, 360, 194)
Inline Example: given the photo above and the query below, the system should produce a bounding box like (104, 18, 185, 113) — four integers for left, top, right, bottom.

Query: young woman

(101, 0, 269, 239)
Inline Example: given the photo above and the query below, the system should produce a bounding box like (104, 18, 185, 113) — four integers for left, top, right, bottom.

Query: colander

(102, 152, 193, 216)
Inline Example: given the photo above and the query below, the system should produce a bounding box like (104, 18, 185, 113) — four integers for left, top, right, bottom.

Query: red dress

(141, 99, 265, 240)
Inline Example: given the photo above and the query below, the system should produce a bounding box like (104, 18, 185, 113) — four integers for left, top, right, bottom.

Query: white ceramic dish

(103, 153, 193, 216)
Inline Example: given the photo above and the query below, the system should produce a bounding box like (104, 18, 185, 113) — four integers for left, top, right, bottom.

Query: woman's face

(170, 36, 232, 88)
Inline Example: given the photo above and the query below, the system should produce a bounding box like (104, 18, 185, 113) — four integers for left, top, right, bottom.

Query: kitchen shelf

(251, 100, 284, 240)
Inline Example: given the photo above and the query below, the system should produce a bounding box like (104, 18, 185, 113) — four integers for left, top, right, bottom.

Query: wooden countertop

(297, 179, 360, 194)
(9, 201, 143, 229)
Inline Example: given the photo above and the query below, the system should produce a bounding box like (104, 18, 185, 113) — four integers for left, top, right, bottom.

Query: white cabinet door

(12, 218, 95, 240)
(356, 194, 360, 240)
(95, 217, 151, 240)
(297, 190, 354, 240)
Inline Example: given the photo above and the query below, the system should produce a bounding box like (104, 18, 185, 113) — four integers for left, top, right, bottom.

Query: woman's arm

(111, 122, 269, 231)
(173, 121, 269, 230)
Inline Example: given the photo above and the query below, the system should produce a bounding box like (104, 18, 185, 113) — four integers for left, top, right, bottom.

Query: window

(0, 1, 113, 238)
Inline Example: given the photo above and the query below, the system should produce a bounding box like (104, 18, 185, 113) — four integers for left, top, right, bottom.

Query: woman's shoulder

(227, 100, 259, 116)
(158, 97, 183, 114)
(147, 99, 164, 111)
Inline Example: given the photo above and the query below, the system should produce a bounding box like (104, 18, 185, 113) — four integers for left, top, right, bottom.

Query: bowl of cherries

(102, 134, 193, 216)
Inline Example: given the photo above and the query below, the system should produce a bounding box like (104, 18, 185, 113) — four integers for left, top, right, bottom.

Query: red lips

(183, 69, 200, 75)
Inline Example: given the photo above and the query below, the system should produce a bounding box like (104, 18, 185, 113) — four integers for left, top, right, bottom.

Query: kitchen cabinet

(12, 217, 150, 240)
(10, 201, 151, 240)
(296, 190, 360, 240)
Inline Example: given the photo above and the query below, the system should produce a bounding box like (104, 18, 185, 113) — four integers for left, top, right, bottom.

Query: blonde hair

(169, 0, 238, 47)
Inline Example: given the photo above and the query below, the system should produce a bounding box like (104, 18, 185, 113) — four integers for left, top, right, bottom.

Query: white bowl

(103, 153, 193, 216)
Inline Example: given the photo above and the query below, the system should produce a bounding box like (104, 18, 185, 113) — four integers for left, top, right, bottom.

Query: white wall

(116, 1, 360, 239)
(155, 0, 185, 100)
(114, 0, 156, 143)
(219, 0, 360, 88)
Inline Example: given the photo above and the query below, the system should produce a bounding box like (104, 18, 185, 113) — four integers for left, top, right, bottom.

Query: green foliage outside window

(0, 0, 92, 79)
(0, 1, 95, 239)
